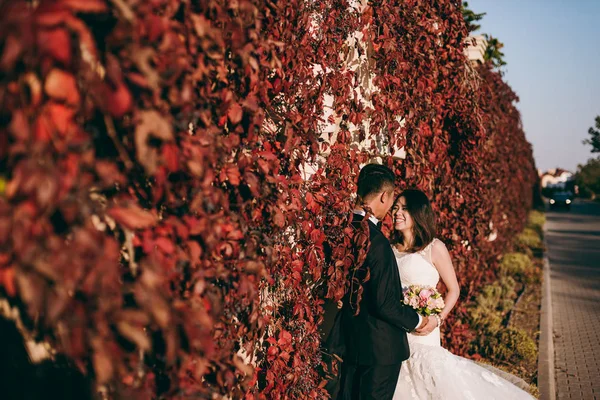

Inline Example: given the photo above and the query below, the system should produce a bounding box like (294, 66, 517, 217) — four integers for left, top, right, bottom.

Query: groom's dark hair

(357, 163, 395, 202)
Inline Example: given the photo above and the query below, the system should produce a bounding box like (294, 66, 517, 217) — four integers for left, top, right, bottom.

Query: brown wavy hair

(390, 189, 436, 252)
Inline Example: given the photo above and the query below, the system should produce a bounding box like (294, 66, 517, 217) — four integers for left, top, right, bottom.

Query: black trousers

(336, 363, 402, 400)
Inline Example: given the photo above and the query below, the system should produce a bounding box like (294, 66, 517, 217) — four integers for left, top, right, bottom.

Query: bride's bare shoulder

(431, 238, 451, 259)
(431, 239, 452, 268)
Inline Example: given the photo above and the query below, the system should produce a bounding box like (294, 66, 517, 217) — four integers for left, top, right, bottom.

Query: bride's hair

(391, 189, 436, 252)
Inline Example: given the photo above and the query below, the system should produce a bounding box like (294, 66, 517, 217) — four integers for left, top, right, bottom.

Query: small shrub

(471, 326, 537, 371)
(469, 276, 517, 328)
(527, 211, 545, 235)
(518, 245, 534, 259)
(499, 252, 532, 280)
(516, 227, 543, 250)
(485, 328, 537, 368)
(470, 309, 504, 331)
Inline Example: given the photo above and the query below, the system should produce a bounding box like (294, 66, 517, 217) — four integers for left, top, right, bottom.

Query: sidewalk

(541, 201, 600, 400)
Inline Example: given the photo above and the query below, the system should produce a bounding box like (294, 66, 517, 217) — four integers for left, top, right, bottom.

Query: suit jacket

(337, 214, 420, 366)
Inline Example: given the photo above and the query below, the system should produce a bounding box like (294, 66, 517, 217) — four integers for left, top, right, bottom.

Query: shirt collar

(353, 209, 379, 226)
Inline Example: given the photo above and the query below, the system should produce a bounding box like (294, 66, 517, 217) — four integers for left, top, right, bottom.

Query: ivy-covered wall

(0, 1, 536, 398)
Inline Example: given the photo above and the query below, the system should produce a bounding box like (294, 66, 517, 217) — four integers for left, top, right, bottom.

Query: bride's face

(393, 196, 414, 232)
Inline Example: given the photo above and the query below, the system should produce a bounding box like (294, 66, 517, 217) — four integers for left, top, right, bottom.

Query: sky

(466, 0, 600, 173)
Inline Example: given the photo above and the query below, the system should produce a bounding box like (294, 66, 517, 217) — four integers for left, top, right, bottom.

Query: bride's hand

(414, 315, 437, 336)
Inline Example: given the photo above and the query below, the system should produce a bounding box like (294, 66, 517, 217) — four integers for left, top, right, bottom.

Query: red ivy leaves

(0, 0, 536, 398)
(108, 204, 157, 230)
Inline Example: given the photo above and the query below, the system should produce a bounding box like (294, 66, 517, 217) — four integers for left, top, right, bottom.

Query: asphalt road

(545, 199, 600, 400)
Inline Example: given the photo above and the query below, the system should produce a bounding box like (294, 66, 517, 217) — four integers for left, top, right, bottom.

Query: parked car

(549, 192, 573, 210)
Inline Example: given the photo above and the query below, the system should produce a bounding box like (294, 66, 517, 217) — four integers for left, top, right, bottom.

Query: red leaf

(35, 8, 71, 27)
(0, 34, 23, 71)
(105, 83, 132, 118)
(37, 28, 71, 64)
(227, 103, 243, 124)
(278, 330, 292, 346)
(272, 207, 285, 227)
(95, 161, 126, 186)
(186, 240, 202, 261)
(243, 261, 264, 274)
(0, 267, 16, 297)
(32, 103, 69, 143)
(92, 343, 114, 384)
(162, 143, 179, 172)
(9, 110, 30, 142)
(46, 102, 76, 136)
(257, 159, 270, 174)
(154, 237, 175, 254)
(60, 0, 108, 13)
(243, 171, 261, 196)
(226, 229, 244, 240)
(116, 321, 151, 351)
(44, 68, 80, 106)
(145, 15, 166, 42)
(108, 205, 157, 230)
(309, 228, 325, 245)
(225, 164, 241, 186)
(190, 14, 212, 36)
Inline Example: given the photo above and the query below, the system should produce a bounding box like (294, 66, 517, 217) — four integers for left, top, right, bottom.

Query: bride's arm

(431, 240, 460, 322)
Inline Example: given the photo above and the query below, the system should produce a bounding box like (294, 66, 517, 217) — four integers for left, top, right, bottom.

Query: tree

(483, 34, 507, 69)
(460, 3, 507, 70)
(462, 2, 486, 33)
(583, 115, 600, 153)
(576, 158, 600, 198)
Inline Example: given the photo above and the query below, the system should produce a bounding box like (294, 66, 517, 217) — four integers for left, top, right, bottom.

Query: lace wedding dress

(392, 239, 535, 400)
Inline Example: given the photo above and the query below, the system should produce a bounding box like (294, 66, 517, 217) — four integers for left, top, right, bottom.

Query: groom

(336, 164, 437, 400)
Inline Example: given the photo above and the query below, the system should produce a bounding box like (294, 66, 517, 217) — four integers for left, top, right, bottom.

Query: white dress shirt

(352, 209, 380, 225)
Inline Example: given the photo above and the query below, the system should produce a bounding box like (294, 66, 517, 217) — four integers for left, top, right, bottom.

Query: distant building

(540, 168, 574, 189)
(465, 35, 487, 65)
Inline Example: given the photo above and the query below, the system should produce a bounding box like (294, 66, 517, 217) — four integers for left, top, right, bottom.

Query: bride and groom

(329, 163, 535, 399)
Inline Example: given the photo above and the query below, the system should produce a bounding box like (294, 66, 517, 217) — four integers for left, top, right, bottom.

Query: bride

(391, 189, 535, 400)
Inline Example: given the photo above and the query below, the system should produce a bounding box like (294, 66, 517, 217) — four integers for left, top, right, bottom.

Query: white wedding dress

(392, 239, 536, 400)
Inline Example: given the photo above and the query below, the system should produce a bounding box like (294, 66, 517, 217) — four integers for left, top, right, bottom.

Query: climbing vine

(0, 0, 536, 398)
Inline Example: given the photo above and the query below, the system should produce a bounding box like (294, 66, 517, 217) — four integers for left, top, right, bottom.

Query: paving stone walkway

(545, 200, 600, 400)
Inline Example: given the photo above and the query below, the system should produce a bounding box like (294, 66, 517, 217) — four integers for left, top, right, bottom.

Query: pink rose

(419, 288, 434, 301)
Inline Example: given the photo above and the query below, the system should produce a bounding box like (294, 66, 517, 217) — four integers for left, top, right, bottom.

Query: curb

(538, 223, 556, 400)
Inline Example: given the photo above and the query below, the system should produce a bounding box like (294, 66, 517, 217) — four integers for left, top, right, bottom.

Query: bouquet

(402, 285, 445, 316)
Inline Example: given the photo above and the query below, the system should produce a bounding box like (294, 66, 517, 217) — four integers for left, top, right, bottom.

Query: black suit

(332, 214, 420, 400)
